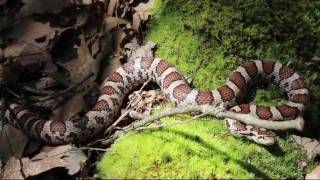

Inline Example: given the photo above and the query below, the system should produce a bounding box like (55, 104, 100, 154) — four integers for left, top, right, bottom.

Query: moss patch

(98, 110, 314, 179)
(98, 0, 319, 178)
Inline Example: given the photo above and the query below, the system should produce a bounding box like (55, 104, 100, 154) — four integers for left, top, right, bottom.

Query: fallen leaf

(132, 13, 142, 32)
(21, 0, 70, 14)
(128, 90, 165, 118)
(3, 156, 66, 179)
(0, 124, 28, 163)
(51, 91, 93, 122)
(7, 20, 62, 49)
(0, 44, 26, 58)
(132, 0, 154, 32)
(64, 147, 87, 175)
(133, 0, 154, 12)
(3, 144, 88, 179)
(107, 0, 119, 16)
(125, 41, 156, 61)
(33, 145, 88, 176)
(104, 16, 128, 32)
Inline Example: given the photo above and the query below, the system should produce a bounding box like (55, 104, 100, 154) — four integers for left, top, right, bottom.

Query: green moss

(150, 0, 320, 61)
(98, 111, 314, 179)
(98, 0, 319, 178)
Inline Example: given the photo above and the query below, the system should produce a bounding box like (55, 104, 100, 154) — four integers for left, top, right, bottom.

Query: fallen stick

(99, 104, 304, 146)
(127, 105, 304, 131)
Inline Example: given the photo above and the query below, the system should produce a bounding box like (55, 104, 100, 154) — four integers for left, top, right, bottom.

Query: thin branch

(125, 78, 152, 111)
(129, 111, 147, 120)
(103, 78, 151, 135)
(78, 146, 108, 152)
(0, 52, 43, 60)
(134, 119, 197, 131)
(20, 85, 55, 96)
(35, 72, 94, 102)
(126, 105, 303, 131)
(104, 109, 131, 136)
(99, 104, 303, 146)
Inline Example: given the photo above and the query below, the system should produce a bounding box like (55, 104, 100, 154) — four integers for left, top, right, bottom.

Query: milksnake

(5, 57, 310, 145)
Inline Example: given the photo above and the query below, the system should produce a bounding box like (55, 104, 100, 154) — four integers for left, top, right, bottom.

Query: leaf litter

(1, 0, 318, 179)
(0, 0, 155, 178)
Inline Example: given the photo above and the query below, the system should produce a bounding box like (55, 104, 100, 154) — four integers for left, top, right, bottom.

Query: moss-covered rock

(98, 0, 319, 178)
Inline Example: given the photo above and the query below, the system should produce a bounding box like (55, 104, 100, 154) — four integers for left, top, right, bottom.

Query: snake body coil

(5, 57, 310, 145)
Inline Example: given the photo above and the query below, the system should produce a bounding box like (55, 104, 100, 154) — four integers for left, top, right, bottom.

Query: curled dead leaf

(2, 144, 88, 179)
(128, 90, 165, 117)
(0, 124, 28, 163)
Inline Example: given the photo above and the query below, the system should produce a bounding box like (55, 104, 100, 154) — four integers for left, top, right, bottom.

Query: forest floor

(1, 0, 320, 179)
(98, 0, 320, 179)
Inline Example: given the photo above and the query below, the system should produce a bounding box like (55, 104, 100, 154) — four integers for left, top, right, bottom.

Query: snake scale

(5, 57, 310, 145)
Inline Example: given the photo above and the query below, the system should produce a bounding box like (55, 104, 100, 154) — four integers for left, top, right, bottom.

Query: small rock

(304, 141, 320, 155)
(306, 165, 320, 179)
(311, 56, 320, 62)
(291, 135, 320, 156)
(291, 135, 302, 145)
(301, 137, 313, 145)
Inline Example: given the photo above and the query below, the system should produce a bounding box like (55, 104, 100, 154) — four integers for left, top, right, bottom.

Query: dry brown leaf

(3, 156, 66, 179)
(21, 0, 71, 14)
(125, 41, 156, 61)
(128, 90, 165, 117)
(0, 0, 7, 6)
(104, 16, 128, 32)
(0, 44, 26, 58)
(48, 34, 97, 120)
(64, 147, 87, 175)
(132, 13, 142, 32)
(100, 24, 132, 79)
(133, 0, 154, 12)
(51, 92, 91, 122)
(19, 0, 106, 23)
(59, 34, 96, 82)
(4, 20, 63, 72)
(7, 20, 62, 49)
(132, 0, 154, 32)
(107, 0, 119, 16)
(47, 13, 114, 119)
(33, 77, 58, 90)
(32, 145, 88, 176)
(2, 145, 88, 179)
(0, 124, 28, 163)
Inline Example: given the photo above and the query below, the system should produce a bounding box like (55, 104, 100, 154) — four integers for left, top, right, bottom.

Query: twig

(192, 110, 212, 119)
(104, 109, 131, 136)
(100, 104, 303, 146)
(126, 105, 303, 131)
(4, 87, 21, 99)
(78, 146, 108, 152)
(129, 111, 146, 120)
(20, 85, 55, 96)
(35, 72, 94, 102)
(0, 52, 43, 61)
(124, 78, 151, 111)
(104, 78, 151, 135)
(134, 119, 197, 131)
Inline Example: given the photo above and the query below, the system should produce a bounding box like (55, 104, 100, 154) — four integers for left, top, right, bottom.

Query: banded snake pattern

(5, 57, 310, 145)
